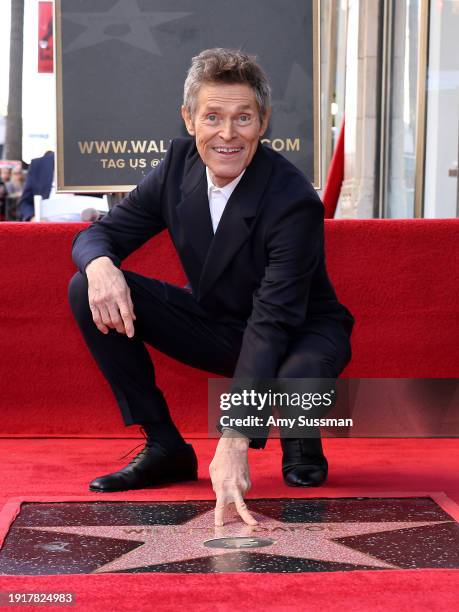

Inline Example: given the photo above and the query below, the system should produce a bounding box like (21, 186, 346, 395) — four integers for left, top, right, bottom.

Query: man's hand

(85, 256, 136, 337)
(209, 433, 257, 526)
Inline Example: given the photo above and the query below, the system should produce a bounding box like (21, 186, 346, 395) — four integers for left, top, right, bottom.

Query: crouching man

(69, 48, 354, 526)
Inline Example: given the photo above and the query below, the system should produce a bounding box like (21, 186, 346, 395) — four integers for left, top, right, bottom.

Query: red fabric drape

(38, 1, 53, 73)
(322, 119, 345, 219)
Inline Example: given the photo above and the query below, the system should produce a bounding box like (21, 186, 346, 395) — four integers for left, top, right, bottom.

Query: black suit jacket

(19, 151, 54, 221)
(72, 138, 354, 379)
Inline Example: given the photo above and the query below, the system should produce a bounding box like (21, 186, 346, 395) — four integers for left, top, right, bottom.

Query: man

(0, 167, 11, 221)
(19, 150, 54, 221)
(69, 48, 354, 527)
(4, 165, 25, 220)
(5, 166, 25, 197)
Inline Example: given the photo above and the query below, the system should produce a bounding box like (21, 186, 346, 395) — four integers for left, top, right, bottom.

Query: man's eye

(207, 114, 217, 121)
(238, 114, 251, 124)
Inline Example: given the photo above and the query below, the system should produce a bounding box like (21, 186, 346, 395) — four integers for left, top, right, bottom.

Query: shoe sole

(88, 471, 198, 493)
(283, 479, 327, 488)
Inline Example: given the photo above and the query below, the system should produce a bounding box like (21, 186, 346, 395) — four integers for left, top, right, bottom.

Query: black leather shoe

(281, 437, 328, 487)
(89, 442, 198, 492)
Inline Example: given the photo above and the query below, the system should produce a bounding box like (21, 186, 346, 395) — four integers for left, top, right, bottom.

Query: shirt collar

(206, 167, 246, 201)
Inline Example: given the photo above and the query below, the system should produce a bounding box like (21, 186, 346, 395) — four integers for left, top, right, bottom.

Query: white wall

(424, 0, 459, 218)
(22, 0, 56, 162)
(0, 1, 11, 120)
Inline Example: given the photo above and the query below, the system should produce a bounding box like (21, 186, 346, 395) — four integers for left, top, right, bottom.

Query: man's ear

(259, 107, 272, 137)
(181, 105, 195, 136)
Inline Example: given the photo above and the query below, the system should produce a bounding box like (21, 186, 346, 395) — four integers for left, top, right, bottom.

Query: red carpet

(1, 571, 458, 612)
(0, 438, 458, 611)
(1, 438, 458, 507)
(1, 221, 458, 609)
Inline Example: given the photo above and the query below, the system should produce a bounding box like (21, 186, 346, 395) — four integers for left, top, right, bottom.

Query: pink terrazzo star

(25, 509, 449, 573)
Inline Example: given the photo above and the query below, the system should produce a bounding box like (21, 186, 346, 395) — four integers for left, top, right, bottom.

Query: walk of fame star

(24, 509, 450, 573)
(62, 0, 191, 55)
(1, 499, 458, 574)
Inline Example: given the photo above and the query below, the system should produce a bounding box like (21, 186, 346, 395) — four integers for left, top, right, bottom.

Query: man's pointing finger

(214, 499, 226, 527)
(234, 493, 258, 526)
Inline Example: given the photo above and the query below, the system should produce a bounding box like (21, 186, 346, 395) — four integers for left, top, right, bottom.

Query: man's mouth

(212, 146, 243, 156)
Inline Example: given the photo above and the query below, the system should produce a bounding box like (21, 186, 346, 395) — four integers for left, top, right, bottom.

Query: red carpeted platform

(0, 220, 458, 435)
(0, 220, 458, 610)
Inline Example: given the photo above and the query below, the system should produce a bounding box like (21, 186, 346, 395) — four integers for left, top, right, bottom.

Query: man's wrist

(221, 427, 248, 438)
(85, 256, 114, 275)
(221, 427, 250, 445)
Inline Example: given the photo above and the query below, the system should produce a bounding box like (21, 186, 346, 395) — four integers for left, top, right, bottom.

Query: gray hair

(183, 48, 271, 120)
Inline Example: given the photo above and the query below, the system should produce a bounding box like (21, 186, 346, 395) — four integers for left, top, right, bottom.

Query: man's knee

(278, 350, 338, 378)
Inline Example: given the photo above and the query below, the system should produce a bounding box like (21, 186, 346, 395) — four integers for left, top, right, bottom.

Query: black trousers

(68, 270, 351, 450)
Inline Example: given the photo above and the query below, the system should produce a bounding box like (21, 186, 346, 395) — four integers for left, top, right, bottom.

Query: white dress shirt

(206, 167, 245, 233)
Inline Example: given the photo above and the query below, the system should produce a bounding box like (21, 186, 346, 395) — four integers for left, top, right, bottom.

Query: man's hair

(183, 48, 271, 120)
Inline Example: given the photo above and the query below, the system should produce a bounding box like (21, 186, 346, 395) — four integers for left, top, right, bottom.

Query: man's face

(181, 82, 270, 187)
(12, 168, 23, 184)
(1, 168, 11, 182)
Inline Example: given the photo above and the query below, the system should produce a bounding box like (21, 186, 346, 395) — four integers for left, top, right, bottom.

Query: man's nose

(219, 119, 236, 141)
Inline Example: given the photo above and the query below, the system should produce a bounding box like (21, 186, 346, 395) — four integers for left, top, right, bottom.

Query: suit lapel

(199, 144, 273, 299)
(176, 155, 214, 268)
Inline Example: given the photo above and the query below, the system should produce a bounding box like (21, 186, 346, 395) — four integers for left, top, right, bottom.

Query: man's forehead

(202, 99, 255, 109)
(197, 84, 257, 107)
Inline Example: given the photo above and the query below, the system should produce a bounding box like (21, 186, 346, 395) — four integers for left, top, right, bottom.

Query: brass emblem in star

(62, 0, 191, 55)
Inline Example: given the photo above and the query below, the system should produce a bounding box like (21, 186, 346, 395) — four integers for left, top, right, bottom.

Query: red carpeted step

(1, 220, 458, 436)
